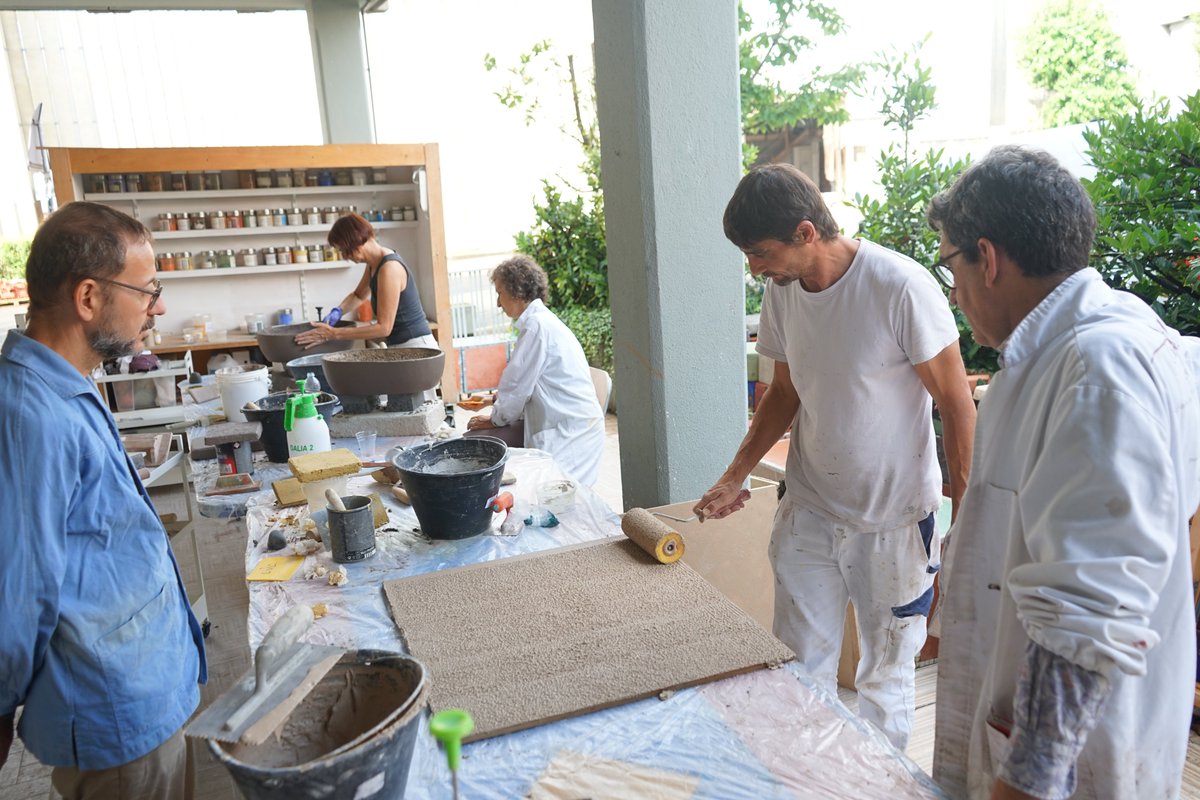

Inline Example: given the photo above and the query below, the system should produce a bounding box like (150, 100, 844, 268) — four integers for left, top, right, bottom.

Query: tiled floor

(4, 415, 1200, 799)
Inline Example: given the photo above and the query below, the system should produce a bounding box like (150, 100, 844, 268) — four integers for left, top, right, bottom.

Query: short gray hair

(491, 255, 548, 303)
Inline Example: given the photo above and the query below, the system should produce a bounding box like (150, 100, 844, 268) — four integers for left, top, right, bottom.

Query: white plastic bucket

(215, 365, 271, 423)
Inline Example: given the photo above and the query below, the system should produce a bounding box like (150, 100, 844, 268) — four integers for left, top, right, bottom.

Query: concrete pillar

(592, 0, 746, 509)
(306, 0, 374, 143)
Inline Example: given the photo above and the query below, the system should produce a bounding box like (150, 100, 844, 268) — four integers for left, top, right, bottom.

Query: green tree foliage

(0, 239, 30, 281)
(556, 306, 614, 374)
(738, 0, 865, 136)
(1083, 94, 1200, 336)
(1020, 0, 1139, 128)
(848, 42, 990, 373)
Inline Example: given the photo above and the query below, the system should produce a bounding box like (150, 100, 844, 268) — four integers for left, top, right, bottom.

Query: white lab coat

(934, 269, 1200, 799)
(490, 299, 605, 486)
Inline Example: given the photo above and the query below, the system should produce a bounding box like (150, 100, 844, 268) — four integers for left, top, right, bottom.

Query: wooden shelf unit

(49, 144, 456, 393)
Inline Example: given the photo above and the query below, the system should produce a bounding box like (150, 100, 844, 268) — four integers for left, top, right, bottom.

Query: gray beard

(89, 327, 138, 361)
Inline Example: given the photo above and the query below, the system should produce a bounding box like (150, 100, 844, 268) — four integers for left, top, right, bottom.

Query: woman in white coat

(466, 256, 605, 486)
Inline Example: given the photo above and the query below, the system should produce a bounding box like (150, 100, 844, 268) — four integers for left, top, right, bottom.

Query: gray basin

(322, 348, 444, 397)
(284, 353, 332, 391)
(255, 322, 353, 365)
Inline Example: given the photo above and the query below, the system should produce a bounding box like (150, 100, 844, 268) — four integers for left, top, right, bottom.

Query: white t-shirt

(756, 239, 959, 530)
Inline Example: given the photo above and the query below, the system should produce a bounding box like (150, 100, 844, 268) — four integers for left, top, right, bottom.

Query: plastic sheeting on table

(241, 448, 946, 800)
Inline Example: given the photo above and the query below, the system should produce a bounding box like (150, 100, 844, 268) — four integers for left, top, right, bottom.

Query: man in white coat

(928, 145, 1200, 799)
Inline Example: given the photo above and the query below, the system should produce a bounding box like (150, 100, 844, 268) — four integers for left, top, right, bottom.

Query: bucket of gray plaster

(391, 436, 508, 539)
(209, 650, 427, 800)
(328, 495, 376, 563)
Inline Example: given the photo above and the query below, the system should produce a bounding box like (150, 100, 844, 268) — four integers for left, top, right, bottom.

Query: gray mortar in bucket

(391, 437, 508, 539)
(210, 650, 427, 800)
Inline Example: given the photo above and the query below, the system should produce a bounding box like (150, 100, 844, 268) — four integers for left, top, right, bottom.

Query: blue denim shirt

(0, 330, 206, 770)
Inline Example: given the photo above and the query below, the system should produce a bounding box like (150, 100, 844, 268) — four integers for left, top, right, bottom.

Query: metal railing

(448, 265, 510, 342)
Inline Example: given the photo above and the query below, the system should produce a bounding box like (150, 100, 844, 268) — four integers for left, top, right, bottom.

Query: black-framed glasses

(96, 277, 163, 311)
(931, 249, 964, 290)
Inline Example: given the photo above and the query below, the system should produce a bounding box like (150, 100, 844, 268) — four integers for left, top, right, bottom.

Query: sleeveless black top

(370, 253, 431, 345)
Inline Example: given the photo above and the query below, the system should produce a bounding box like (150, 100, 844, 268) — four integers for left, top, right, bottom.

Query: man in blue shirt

(0, 202, 206, 799)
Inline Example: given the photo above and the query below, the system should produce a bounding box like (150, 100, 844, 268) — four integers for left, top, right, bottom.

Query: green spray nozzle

(283, 394, 318, 431)
(430, 708, 474, 775)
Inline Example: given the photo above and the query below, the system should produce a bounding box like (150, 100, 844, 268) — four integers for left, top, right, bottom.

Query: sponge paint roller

(621, 507, 685, 564)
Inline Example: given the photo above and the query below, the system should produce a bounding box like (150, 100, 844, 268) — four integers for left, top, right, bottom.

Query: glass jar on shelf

(262, 247, 277, 266)
(242, 209, 258, 228)
(175, 213, 192, 232)
(275, 246, 293, 265)
(190, 211, 208, 231)
(351, 168, 368, 186)
(272, 208, 288, 227)
(157, 253, 176, 272)
(238, 171, 255, 190)
(203, 171, 222, 191)
(186, 172, 204, 191)
(227, 210, 243, 229)
(146, 173, 165, 192)
(238, 248, 260, 267)
(254, 170, 273, 189)
(275, 169, 293, 188)
(209, 210, 227, 230)
(305, 207, 321, 225)
(317, 169, 333, 186)
(256, 209, 273, 227)
(106, 174, 126, 193)
(176, 251, 193, 271)
(371, 166, 387, 184)
(86, 174, 107, 194)
(389, 206, 404, 221)
(170, 172, 187, 192)
(334, 169, 351, 186)
(157, 212, 177, 232)
(308, 245, 324, 263)
(125, 174, 142, 193)
(292, 168, 307, 187)
(321, 206, 338, 224)
(323, 244, 339, 262)
(291, 245, 309, 264)
(217, 249, 236, 269)
(288, 207, 304, 227)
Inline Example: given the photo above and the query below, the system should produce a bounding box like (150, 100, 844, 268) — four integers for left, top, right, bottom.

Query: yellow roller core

(622, 507, 686, 564)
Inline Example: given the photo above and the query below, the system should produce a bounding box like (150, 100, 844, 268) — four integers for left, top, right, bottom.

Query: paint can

(210, 651, 427, 800)
(327, 495, 376, 563)
(215, 440, 253, 476)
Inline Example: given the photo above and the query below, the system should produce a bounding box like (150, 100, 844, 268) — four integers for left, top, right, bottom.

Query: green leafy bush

(1084, 94, 1200, 335)
(0, 239, 31, 281)
(515, 181, 608, 311)
(557, 306, 613, 374)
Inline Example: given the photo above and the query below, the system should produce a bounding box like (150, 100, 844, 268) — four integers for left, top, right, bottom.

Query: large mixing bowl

(322, 348, 444, 397)
(255, 322, 354, 365)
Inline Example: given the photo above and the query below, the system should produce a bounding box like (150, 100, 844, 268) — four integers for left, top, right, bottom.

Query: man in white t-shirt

(696, 163, 976, 750)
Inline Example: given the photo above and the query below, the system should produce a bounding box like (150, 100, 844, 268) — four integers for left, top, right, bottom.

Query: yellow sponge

(289, 448, 361, 483)
(272, 477, 307, 508)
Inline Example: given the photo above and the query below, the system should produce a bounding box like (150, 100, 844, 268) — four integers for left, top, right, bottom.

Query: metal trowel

(186, 605, 343, 746)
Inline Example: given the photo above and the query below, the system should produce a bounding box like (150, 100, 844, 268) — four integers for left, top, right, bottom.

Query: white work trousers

(769, 501, 936, 751)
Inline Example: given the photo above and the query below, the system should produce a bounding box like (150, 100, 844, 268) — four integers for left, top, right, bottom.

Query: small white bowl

(537, 479, 577, 514)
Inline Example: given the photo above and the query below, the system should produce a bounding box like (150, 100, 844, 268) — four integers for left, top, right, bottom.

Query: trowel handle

(254, 605, 314, 694)
(325, 488, 347, 512)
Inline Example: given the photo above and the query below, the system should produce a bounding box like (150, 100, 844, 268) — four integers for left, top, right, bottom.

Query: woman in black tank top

(294, 213, 434, 350)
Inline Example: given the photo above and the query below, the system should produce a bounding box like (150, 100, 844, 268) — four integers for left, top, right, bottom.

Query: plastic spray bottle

(284, 391, 331, 457)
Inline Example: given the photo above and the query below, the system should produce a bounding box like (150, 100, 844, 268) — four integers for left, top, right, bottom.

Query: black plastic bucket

(242, 391, 340, 463)
(391, 436, 508, 539)
(209, 650, 427, 800)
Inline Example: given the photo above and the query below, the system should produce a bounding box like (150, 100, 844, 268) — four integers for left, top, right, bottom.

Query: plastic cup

(355, 430, 378, 460)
